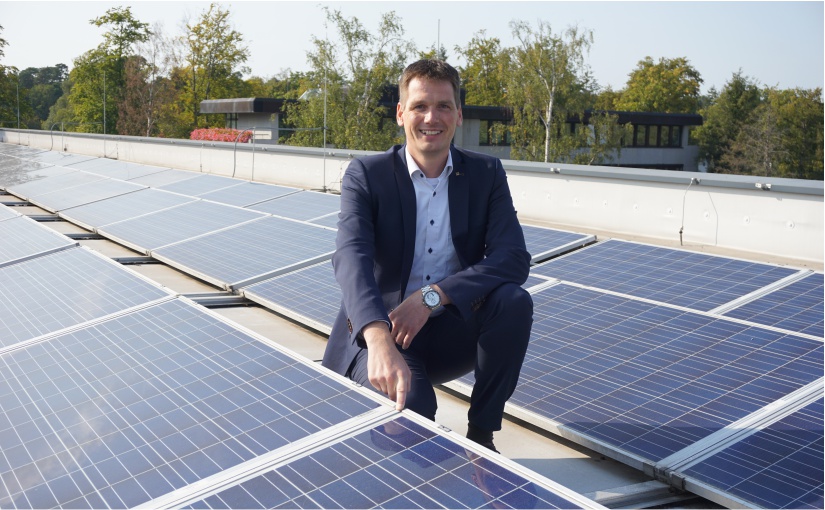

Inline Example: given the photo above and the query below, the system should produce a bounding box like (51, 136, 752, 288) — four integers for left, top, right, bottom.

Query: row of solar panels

(2, 143, 823, 509)
(0, 150, 604, 507)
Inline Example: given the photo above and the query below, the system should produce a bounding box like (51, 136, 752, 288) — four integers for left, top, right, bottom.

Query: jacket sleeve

(332, 158, 389, 346)
(437, 158, 530, 321)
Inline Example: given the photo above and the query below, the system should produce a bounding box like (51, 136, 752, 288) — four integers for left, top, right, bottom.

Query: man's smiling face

(397, 77, 463, 172)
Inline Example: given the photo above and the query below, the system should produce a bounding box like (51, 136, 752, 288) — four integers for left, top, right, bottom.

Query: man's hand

(389, 284, 450, 349)
(363, 323, 410, 411)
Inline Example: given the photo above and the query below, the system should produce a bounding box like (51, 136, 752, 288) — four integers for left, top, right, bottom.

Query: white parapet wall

(3, 129, 822, 267)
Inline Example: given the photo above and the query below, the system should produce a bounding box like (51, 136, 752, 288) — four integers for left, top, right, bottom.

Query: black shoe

(476, 439, 499, 454)
(467, 423, 499, 453)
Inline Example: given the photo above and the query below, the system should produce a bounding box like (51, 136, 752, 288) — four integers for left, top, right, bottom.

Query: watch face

(424, 290, 440, 307)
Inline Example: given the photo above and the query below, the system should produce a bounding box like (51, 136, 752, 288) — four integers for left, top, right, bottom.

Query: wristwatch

(421, 285, 442, 311)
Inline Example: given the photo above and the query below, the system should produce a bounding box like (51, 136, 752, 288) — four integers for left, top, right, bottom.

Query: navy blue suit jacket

(321, 144, 530, 376)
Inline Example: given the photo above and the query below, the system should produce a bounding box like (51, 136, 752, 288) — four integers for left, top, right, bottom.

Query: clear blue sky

(2, 1, 822, 94)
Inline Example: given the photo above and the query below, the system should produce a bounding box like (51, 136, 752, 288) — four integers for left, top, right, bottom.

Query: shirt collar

(405, 146, 454, 180)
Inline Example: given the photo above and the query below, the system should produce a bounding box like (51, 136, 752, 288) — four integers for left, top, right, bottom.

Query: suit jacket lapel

(448, 147, 469, 266)
(395, 146, 417, 300)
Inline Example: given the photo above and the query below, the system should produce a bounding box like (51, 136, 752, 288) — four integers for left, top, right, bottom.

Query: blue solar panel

(0, 298, 381, 509)
(242, 261, 340, 334)
(99, 201, 266, 253)
(463, 283, 823, 464)
(182, 415, 597, 509)
(158, 174, 244, 196)
(247, 190, 340, 221)
(199, 182, 299, 207)
(521, 225, 595, 264)
(724, 273, 824, 337)
(0, 215, 76, 267)
(153, 217, 336, 289)
(0, 247, 170, 349)
(684, 397, 823, 509)
(59, 188, 197, 231)
(531, 239, 800, 312)
(308, 212, 340, 229)
(28, 178, 146, 212)
(523, 274, 552, 291)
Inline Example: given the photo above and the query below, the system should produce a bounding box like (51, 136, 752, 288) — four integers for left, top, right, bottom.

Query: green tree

(286, 8, 412, 151)
(455, 31, 508, 106)
(694, 71, 762, 172)
(18, 64, 68, 127)
(507, 20, 595, 162)
(182, 3, 250, 130)
(614, 56, 703, 113)
(769, 87, 823, 180)
(0, 24, 22, 127)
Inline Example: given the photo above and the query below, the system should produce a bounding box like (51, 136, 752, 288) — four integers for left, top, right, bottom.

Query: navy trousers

(348, 283, 533, 431)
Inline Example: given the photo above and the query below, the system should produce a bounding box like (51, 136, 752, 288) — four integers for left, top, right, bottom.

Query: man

(322, 59, 532, 452)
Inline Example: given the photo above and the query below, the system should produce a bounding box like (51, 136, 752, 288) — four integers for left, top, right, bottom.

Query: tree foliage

(614, 56, 703, 113)
(0, 24, 21, 126)
(285, 8, 412, 151)
(455, 31, 508, 106)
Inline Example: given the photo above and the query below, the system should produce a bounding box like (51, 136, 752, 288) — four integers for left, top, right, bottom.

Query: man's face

(396, 77, 463, 166)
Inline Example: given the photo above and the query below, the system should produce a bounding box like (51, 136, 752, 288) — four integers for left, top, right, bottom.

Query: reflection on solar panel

(199, 182, 299, 207)
(59, 188, 197, 231)
(0, 298, 382, 509)
(0, 215, 76, 267)
(99, 200, 266, 253)
(0, 161, 71, 189)
(683, 397, 824, 509)
(723, 273, 824, 337)
(25, 152, 95, 166)
(243, 261, 339, 334)
(127, 168, 201, 187)
(0, 247, 170, 349)
(153, 217, 336, 289)
(7, 170, 104, 200)
(521, 224, 595, 264)
(455, 283, 823, 466)
(531, 239, 800, 312)
(181, 415, 599, 510)
(158, 174, 244, 196)
(27, 178, 146, 212)
(66, 157, 169, 181)
(248, 190, 340, 221)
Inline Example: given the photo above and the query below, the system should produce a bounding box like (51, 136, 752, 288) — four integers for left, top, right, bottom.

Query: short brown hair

(398, 59, 461, 107)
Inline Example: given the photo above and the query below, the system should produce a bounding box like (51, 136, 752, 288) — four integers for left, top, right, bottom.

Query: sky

(1, 1, 823, 94)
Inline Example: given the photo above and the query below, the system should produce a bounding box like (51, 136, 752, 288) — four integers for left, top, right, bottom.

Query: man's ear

(457, 107, 463, 127)
(396, 102, 404, 126)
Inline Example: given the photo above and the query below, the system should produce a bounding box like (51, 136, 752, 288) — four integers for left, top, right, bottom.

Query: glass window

(660, 126, 670, 147)
(670, 126, 682, 147)
(227, 113, 238, 129)
(647, 125, 659, 146)
(634, 125, 646, 146)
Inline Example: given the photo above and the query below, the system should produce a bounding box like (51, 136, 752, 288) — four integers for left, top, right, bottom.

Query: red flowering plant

(190, 128, 252, 143)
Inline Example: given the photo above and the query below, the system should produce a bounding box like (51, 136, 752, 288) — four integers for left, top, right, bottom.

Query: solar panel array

(0, 145, 604, 509)
(0, 214, 76, 267)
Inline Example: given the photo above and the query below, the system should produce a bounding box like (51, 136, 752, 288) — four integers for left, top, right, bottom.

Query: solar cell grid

(153, 217, 336, 289)
(0, 215, 76, 267)
(307, 212, 340, 229)
(724, 273, 824, 337)
(684, 397, 824, 509)
(183, 416, 594, 509)
(0, 247, 170, 349)
(99, 200, 266, 252)
(484, 283, 824, 464)
(242, 261, 340, 333)
(59, 188, 197, 230)
(248, 190, 340, 221)
(521, 225, 595, 264)
(27, 178, 146, 212)
(158, 174, 244, 196)
(198, 182, 299, 207)
(0, 298, 381, 509)
(531, 239, 799, 312)
(127, 169, 201, 187)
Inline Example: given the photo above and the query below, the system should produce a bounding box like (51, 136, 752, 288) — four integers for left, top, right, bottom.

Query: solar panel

(66, 158, 169, 181)
(0, 161, 71, 189)
(59, 188, 197, 231)
(127, 168, 201, 187)
(24, 152, 96, 166)
(723, 273, 824, 337)
(98, 201, 267, 254)
(153, 217, 336, 290)
(26, 178, 146, 212)
(247, 190, 341, 221)
(0, 298, 382, 508)
(176, 415, 601, 510)
(242, 261, 340, 334)
(682, 396, 823, 509)
(0, 204, 18, 221)
(523, 274, 553, 290)
(199, 181, 299, 207)
(0, 215, 76, 268)
(521, 224, 595, 264)
(453, 283, 823, 467)
(6, 170, 103, 200)
(158, 174, 245, 196)
(308, 211, 340, 229)
(530, 239, 800, 312)
(0, 247, 171, 349)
